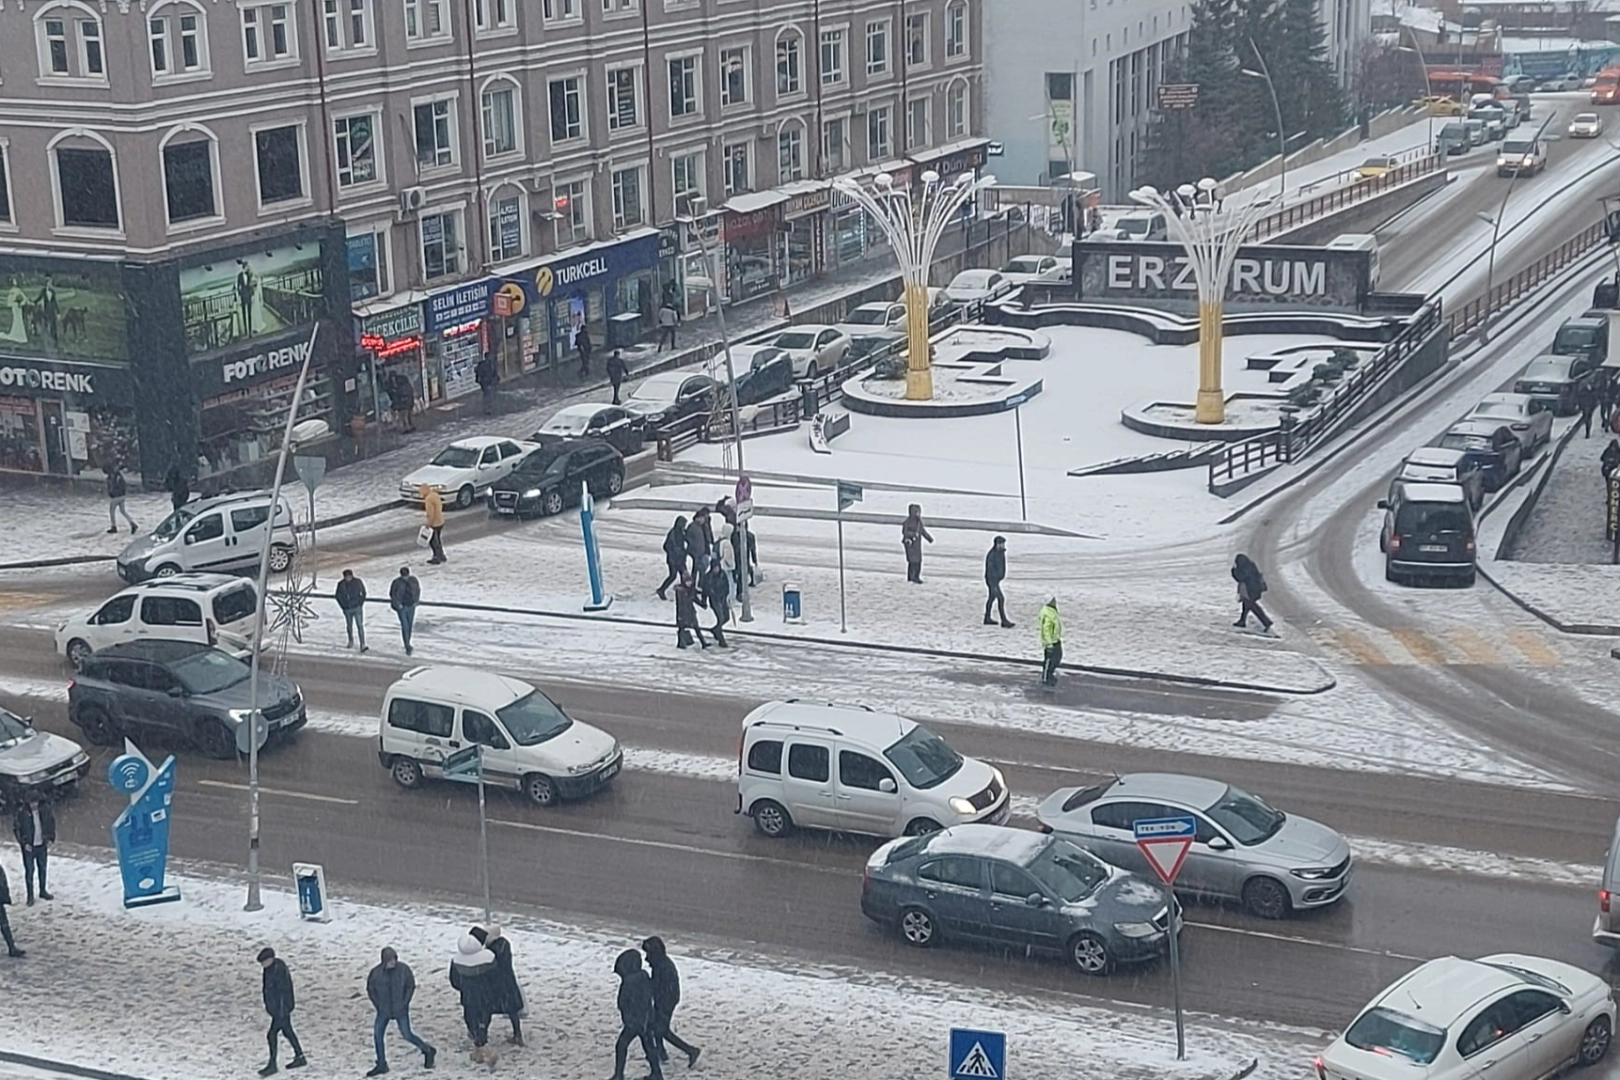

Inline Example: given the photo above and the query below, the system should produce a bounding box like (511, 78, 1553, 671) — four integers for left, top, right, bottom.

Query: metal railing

(1249, 155, 1443, 243)
(1445, 221, 1608, 338)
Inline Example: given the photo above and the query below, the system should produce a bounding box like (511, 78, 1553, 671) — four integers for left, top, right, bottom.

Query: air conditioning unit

(398, 186, 428, 217)
(674, 192, 700, 218)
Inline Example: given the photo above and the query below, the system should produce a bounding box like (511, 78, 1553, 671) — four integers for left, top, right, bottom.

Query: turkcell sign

(1072, 240, 1370, 311)
(554, 256, 610, 287)
(224, 339, 313, 384)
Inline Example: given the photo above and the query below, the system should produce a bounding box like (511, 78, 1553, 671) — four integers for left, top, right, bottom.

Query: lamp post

(832, 169, 995, 401)
(1242, 39, 1288, 198)
(1128, 180, 1276, 424)
(1474, 114, 1558, 342)
(1399, 30, 1435, 146)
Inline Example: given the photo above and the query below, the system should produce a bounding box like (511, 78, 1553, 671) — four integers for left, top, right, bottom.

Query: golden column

(833, 170, 995, 401)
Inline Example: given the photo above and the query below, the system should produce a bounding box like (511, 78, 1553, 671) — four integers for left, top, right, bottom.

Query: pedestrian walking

(701, 551, 732, 648)
(610, 949, 664, 1080)
(673, 572, 708, 649)
(1231, 553, 1275, 634)
(105, 465, 137, 535)
(1039, 598, 1063, 687)
(575, 323, 594, 378)
(12, 794, 53, 905)
(449, 933, 498, 1063)
(0, 863, 21, 958)
(657, 515, 689, 600)
(475, 355, 499, 416)
(606, 350, 629, 405)
(389, 372, 417, 433)
(983, 536, 1013, 628)
(1601, 374, 1618, 428)
(334, 569, 368, 653)
(366, 947, 435, 1076)
(656, 301, 680, 352)
(685, 508, 713, 577)
(389, 567, 420, 655)
(1602, 438, 1620, 481)
(419, 485, 447, 565)
(1579, 377, 1600, 438)
(257, 947, 306, 1076)
(642, 937, 700, 1069)
(901, 504, 933, 583)
(470, 925, 525, 1046)
(163, 462, 190, 512)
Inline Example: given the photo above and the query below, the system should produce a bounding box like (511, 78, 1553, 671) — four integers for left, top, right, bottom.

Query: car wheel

(751, 799, 793, 838)
(268, 544, 294, 574)
(390, 757, 424, 789)
(542, 489, 564, 516)
(152, 563, 181, 578)
(904, 817, 942, 837)
(76, 705, 119, 746)
(1241, 876, 1292, 919)
(1580, 1016, 1613, 1066)
(66, 639, 93, 672)
(898, 906, 937, 947)
(455, 485, 475, 510)
(1378, 532, 1387, 553)
(194, 719, 236, 760)
(524, 773, 559, 807)
(606, 468, 624, 495)
(1068, 932, 1113, 975)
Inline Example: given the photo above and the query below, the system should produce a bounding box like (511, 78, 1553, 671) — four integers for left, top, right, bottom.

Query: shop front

(675, 213, 724, 319)
(520, 231, 662, 361)
(780, 181, 831, 287)
(722, 196, 786, 303)
(827, 160, 915, 269)
(189, 332, 339, 477)
(356, 302, 425, 423)
(908, 137, 992, 183)
(423, 280, 493, 403)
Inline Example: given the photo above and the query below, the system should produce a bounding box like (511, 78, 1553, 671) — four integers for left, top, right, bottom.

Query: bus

(1427, 70, 1504, 102)
(1593, 66, 1620, 104)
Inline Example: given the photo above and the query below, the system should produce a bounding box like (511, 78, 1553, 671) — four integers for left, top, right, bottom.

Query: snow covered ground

(0, 851, 1317, 1080)
(1242, 115, 1434, 207)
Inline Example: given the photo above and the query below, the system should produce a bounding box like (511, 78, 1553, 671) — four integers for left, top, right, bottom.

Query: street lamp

(1475, 114, 1559, 341)
(832, 169, 996, 401)
(1242, 38, 1288, 198)
(1398, 30, 1435, 146)
(1128, 179, 1276, 424)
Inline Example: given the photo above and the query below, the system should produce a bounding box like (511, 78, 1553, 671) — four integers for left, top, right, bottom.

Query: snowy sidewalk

(0, 852, 1309, 1080)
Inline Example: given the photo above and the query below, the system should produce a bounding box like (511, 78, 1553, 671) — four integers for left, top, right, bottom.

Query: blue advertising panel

(107, 746, 182, 908)
(425, 280, 493, 333)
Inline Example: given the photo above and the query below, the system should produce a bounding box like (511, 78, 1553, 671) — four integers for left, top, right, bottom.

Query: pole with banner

(443, 744, 491, 924)
(835, 481, 862, 633)
(1133, 814, 1195, 1061)
(293, 455, 326, 549)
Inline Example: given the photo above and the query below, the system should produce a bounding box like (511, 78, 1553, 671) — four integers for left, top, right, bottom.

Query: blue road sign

(442, 745, 481, 779)
(836, 480, 863, 510)
(1132, 815, 1196, 841)
(950, 1028, 1005, 1080)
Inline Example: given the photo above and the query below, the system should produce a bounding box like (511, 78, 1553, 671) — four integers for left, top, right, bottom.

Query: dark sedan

(733, 349, 797, 405)
(487, 439, 625, 518)
(1438, 420, 1524, 491)
(1513, 353, 1596, 416)
(860, 824, 1177, 975)
(532, 403, 645, 457)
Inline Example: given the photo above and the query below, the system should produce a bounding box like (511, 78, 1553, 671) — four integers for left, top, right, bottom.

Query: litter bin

(608, 311, 642, 349)
(782, 581, 803, 623)
(800, 383, 820, 419)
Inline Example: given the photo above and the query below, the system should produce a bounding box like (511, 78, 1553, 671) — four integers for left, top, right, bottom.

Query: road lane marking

(1327, 629, 1391, 665)
(1390, 629, 1448, 667)
(1448, 627, 1501, 665)
(196, 779, 359, 805)
(1185, 920, 1427, 962)
(1507, 630, 1562, 667)
(492, 818, 851, 873)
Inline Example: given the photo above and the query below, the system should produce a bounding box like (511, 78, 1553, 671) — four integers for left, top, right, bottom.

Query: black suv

(68, 640, 305, 759)
(487, 438, 625, 518)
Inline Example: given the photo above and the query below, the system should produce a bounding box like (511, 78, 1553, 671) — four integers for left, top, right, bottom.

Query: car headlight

(1290, 866, 1340, 880)
(72, 751, 90, 767)
(522, 488, 541, 499)
(948, 796, 976, 815)
(566, 760, 598, 775)
(20, 770, 50, 785)
(227, 708, 255, 725)
(1114, 921, 1161, 938)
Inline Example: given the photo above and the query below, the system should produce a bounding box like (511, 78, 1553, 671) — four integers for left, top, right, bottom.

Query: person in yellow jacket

(1038, 598, 1062, 687)
(419, 485, 447, 564)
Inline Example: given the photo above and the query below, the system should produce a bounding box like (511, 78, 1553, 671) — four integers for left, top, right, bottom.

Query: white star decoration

(267, 547, 318, 649)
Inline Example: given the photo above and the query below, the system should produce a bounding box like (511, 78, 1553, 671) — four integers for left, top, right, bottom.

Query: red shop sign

(724, 206, 782, 243)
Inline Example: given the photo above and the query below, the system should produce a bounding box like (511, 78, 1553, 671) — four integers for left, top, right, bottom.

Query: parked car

(737, 700, 1008, 839)
(1035, 773, 1351, 919)
(68, 640, 305, 759)
(0, 701, 90, 811)
(1438, 420, 1525, 491)
(1377, 482, 1477, 587)
(532, 403, 644, 457)
(1540, 72, 1584, 91)
(1435, 121, 1472, 155)
(117, 490, 295, 583)
(1513, 353, 1596, 416)
(378, 665, 621, 806)
(1470, 104, 1507, 140)
(1315, 954, 1614, 1080)
(55, 573, 260, 671)
(1496, 137, 1546, 176)
(1469, 392, 1553, 451)
(1109, 211, 1168, 241)
(1356, 155, 1400, 180)
(834, 301, 908, 337)
(770, 325, 852, 377)
(999, 254, 1067, 284)
(1596, 815, 1620, 947)
(1394, 447, 1486, 510)
(399, 436, 538, 509)
(1571, 111, 1605, 138)
(1463, 119, 1488, 146)
(860, 824, 1177, 975)
(730, 349, 798, 406)
(623, 371, 715, 429)
(487, 439, 624, 518)
(944, 269, 1015, 306)
(1553, 315, 1609, 365)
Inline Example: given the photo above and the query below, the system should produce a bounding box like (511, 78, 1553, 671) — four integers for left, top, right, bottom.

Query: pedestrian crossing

(0, 592, 61, 615)
(1306, 624, 1570, 667)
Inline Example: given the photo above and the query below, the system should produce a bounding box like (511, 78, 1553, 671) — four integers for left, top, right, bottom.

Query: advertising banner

(0, 259, 129, 361)
(180, 244, 325, 356)
(106, 741, 181, 908)
(1071, 240, 1370, 311)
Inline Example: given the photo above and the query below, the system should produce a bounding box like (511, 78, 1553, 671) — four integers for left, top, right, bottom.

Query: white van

(1327, 233, 1381, 291)
(54, 573, 260, 670)
(736, 700, 1009, 839)
(378, 665, 622, 806)
(116, 491, 297, 583)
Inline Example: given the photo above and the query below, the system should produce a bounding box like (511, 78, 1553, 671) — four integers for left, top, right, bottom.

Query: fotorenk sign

(1072, 240, 1370, 311)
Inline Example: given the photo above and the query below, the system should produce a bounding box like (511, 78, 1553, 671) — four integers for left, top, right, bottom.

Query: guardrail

(1249, 155, 1443, 243)
(1446, 221, 1607, 338)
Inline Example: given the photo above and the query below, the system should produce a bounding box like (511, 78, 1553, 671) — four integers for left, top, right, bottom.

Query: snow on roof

(725, 190, 790, 214)
(923, 824, 1051, 865)
(389, 664, 537, 709)
(743, 700, 911, 743)
(447, 434, 516, 448)
(1399, 482, 1470, 502)
(1404, 447, 1467, 466)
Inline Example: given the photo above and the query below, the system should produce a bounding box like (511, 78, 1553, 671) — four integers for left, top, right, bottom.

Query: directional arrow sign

(1132, 815, 1196, 885)
(442, 745, 481, 779)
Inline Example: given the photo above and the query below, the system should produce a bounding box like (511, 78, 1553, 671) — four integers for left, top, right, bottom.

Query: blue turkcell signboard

(106, 746, 182, 908)
(949, 1028, 1005, 1080)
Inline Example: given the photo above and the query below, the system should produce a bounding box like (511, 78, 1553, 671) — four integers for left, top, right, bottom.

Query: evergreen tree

(1258, 0, 1351, 142)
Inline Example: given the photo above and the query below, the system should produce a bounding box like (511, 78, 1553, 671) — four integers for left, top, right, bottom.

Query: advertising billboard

(179, 243, 325, 356)
(0, 259, 128, 361)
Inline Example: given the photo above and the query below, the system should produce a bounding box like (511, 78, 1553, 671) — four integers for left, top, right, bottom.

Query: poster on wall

(179, 244, 325, 356)
(0, 260, 128, 361)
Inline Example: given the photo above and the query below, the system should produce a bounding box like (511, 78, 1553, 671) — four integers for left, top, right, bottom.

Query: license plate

(51, 772, 76, 786)
(1419, 544, 1448, 553)
(599, 760, 620, 782)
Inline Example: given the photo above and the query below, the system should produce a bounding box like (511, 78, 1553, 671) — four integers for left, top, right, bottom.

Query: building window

(820, 28, 844, 85)
(38, 10, 108, 80)
(607, 67, 640, 130)
(905, 12, 928, 68)
(945, 2, 966, 58)
(45, 19, 71, 75)
(865, 19, 889, 75)
(322, 0, 371, 51)
(611, 164, 644, 229)
(242, 3, 295, 63)
(720, 46, 748, 107)
(488, 191, 524, 262)
(413, 99, 456, 168)
(55, 145, 120, 229)
(548, 76, 584, 142)
(475, 0, 514, 31)
(602, 0, 634, 10)
(554, 178, 589, 245)
(947, 81, 968, 136)
(668, 55, 699, 119)
(672, 150, 704, 211)
(254, 125, 305, 204)
(723, 141, 750, 196)
(822, 116, 847, 171)
(907, 97, 929, 149)
(778, 125, 803, 182)
(420, 209, 461, 280)
(334, 112, 379, 188)
(482, 84, 518, 158)
(347, 229, 389, 300)
(867, 104, 891, 160)
(541, 0, 577, 19)
(162, 137, 216, 222)
(0, 145, 11, 224)
(81, 19, 104, 74)
(403, 0, 447, 41)
(150, 8, 207, 78)
(776, 31, 801, 95)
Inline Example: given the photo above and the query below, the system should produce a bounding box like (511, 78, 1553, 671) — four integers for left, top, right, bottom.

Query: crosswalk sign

(949, 1028, 1006, 1080)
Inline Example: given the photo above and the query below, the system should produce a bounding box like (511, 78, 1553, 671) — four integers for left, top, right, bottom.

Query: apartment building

(0, 0, 983, 484)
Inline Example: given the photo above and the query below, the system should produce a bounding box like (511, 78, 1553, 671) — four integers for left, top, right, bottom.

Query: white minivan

(116, 491, 297, 583)
(736, 701, 1009, 839)
(55, 573, 260, 670)
(377, 666, 623, 806)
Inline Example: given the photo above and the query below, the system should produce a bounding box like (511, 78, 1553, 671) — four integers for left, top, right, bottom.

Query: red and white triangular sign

(1136, 836, 1194, 885)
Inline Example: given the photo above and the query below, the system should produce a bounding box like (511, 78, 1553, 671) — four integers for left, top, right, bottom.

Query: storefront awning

(907, 136, 993, 167)
(722, 190, 790, 214)
(353, 291, 430, 319)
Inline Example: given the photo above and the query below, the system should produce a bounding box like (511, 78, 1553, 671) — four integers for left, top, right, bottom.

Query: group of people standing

(0, 792, 57, 960)
(658, 500, 758, 650)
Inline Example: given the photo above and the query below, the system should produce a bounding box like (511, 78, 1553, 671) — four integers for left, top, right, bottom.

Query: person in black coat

(470, 925, 525, 1046)
(606, 351, 629, 405)
(684, 508, 713, 577)
(1579, 377, 1601, 438)
(1602, 439, 1620, 481)
(982, 535, 1012, 628)
(105, 465, 136, 534)
(701, 558, 731, 649)
(673, 572, 707, 650)
(1231, 553, 1274, 634)
(162, 463, 190, 512)
(657, 516, 688, 601)
(257, 947, 306, 1075)
(334, 569, 368, 653)
(611, 949, 664, 1080)
(475, 355, 499, 416)
(366, 946, 434, 1075)
(641, 937, 699, 1068)
(575, 323, 593, 378)
(12, 794, 54, 905)
(449, 933, 498, 1057)
(0, 863, 21, 958)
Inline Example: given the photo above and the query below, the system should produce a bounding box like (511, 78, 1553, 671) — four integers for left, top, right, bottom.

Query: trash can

(800, 383, 820, 419)
(782, 581, 803, 623)
(293, 862, 331, 922)
(608, 311, 642, 349)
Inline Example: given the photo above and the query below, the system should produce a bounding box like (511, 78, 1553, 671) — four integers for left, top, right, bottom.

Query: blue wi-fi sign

(108, 753, 150, 795)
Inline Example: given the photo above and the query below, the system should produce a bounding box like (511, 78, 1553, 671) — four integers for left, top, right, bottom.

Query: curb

(1224, 1058, 1260, 1080)
(0, 1049, 150, 1080)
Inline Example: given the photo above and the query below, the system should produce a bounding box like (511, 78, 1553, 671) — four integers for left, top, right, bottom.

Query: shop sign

(784, 187, 832, 220)
(658, 228, 680, 259)
(222, 337, 315, 385)
(498, 200, 523, 261)
(362, 305, 423, 341)
(682, 214, 723, 249)
(929, 147, 988, 180)
(724, 206, 782, 243)
(527, 233, 662, 302)
(178, 241, 326, 358)
(425, 280, 494, 333)
(0, 360, 99, 395)
(360, 332, 422, 359)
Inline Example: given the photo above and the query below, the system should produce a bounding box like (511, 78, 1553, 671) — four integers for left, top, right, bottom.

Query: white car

(1541, 72, 1583, 92)
(834, 302, 908, 338)
(1468, 392, 1552, 452)
(1315, 953, 1614, 1080)
(55, 574, 260, 671)
(770, 325, 852, 377)
(1000, 254, 1070, 285)
(1570, 112, 1604, 137)
(0, 701, 90, 810)
(943, 268, 1015, 306)
(399, 436, 537, 509)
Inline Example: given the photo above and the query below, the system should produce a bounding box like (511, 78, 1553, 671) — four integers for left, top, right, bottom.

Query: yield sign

(1132, 815, 1196, 885)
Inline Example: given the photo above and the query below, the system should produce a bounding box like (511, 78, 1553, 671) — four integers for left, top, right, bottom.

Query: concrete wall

(1221, 106, 1419, 192)
(1267, 170, 1449, 246)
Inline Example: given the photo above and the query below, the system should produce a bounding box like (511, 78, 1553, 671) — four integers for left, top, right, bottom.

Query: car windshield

(1061, 783, 1107, 812)
(1441, 433, 1495, 452)
(1027, 839, 1110, 902)
(0, 707, 33, 746)
(1361, 158, 1388, 169)
(844, 308, 890, 325)
(1344, 1007, 1445, 1065)
(1577, 114, 1599, 123)
(1005, 258, 1042, 273)
(1502, 140, 1533, 153)
(1204, 784, 1286, 845)
(1475, 400, 1525, 418)
(171, 649, 251, 694)
(1118, 217, 1151, 236)
(151, 506, 198, 541)
(882, 724, 964, 789)
(1556, 327, 1601, 349)
(953, 271, 992, 287)
(750, 350, 781, 371)
(494, 690, 574, 746)
(514, 450, 566, 476)
(774, 331, 817, 349)
(543, 412, 593, 435)
(430, 446, 481, 469)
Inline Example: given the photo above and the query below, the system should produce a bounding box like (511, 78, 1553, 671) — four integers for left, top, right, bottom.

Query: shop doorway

(40, 399, 68, 475)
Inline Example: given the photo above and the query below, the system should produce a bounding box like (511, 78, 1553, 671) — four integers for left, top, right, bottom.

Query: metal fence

(1249, 155, 1443, 243)
(1445, 221, 1608, 338)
